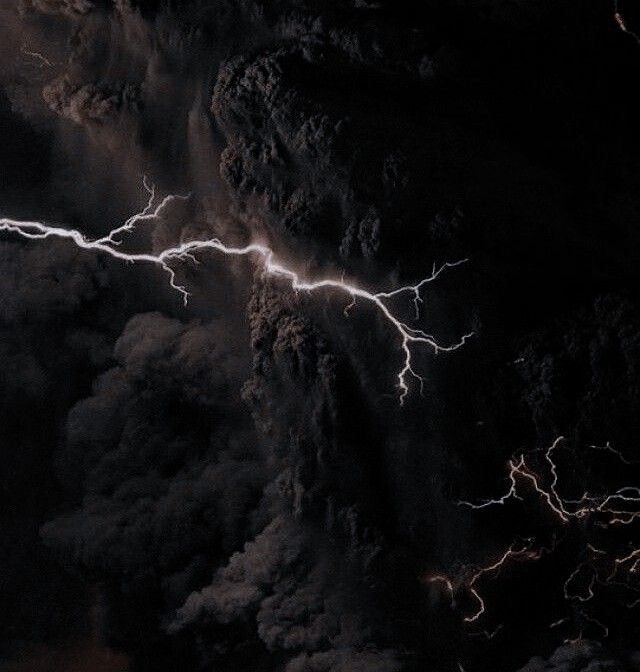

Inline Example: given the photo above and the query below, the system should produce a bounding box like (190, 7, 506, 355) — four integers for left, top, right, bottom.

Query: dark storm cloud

(171, 508, 390, 663)
(242, 278, 338, 443)
(286, 649, 401, 672)
(43, 76, 142, 126)
(3, 0, 640, 671)
(5, 0, 464, 254)
(42, 311, 265, 570)
(18, 0, 95, 19)
(0, 240, 102, 323)
(517, 641, 640, 672)
(39, 286, 401, 670)
(213, 47, 357, 248)
(3, 1, 447, 669)
(3, 0, 227, 203)
(154, 279, 397, 667)
(515, 295, 640, 446)
(0, 236, 119, 661)
(211, 40, 458, 263)
(0, 238, 113, 408)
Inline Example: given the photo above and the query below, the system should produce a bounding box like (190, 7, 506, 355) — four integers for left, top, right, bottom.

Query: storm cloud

(2, 0, 640, 671)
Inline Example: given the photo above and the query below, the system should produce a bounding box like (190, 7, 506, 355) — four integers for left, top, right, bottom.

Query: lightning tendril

(426, 437, 640, 639)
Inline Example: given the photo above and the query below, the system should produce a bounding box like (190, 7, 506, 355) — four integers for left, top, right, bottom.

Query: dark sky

(2, 1, 640, 671)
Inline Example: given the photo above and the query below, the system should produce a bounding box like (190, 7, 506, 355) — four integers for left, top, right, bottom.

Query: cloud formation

(3, 0, 640, 671)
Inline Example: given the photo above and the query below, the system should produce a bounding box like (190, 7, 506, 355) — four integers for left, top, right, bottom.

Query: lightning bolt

(614, 1, 640, 45)
(430, 436, 640, 639)
(463, 540, 545, 623)
(589, 441, 640, 466)
(458, 437, 640, 526)
(1, 180, 473, 402)
(426, 539, 550, 624)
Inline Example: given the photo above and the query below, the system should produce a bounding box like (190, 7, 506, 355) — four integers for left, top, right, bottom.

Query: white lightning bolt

(1, 182, 473, 402)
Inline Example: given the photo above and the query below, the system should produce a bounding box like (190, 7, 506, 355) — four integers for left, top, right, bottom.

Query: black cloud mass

(2, 1, 640, 671)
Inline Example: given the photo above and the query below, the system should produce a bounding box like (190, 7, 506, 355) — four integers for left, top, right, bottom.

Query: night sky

(2, 1, 640, 671)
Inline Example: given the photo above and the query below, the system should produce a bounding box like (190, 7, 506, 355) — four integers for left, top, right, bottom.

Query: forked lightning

(1, 180, 473, 402)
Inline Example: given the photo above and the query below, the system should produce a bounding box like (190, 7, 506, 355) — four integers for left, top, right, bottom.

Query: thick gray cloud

(19, 0, 95, 18)
(517, 641, 640, 672)
(43, 76, 142, 126)
(0, 240, 102, 323)
(212, 44, 445, 263)
(43, 311, 264, 580)
(171, 516, 305, 629)
(0, 231, 121, 660)
(286, 648, 402, 672)
(162, 280, 398, 668)
(515, 295, 640, 446)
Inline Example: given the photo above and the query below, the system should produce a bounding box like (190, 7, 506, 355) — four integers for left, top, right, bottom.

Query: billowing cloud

(517, 641, 640, 672)
(43, 77, 142, 126)
(19, 0, 95, 18)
